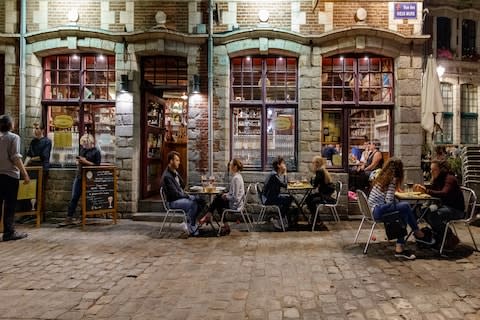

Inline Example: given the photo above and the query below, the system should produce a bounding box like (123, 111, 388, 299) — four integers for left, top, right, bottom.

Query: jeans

(373, 201, 418, 244)
(169, 195, 199, 226)
(67, 176, 82, 218)
(425, 205, 465, 238)
(264, 194, 293, 219)
(0, 174, 20, 235)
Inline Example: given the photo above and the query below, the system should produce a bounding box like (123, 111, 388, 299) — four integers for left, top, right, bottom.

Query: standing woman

(201, 158, 245, 234)
(367, 158, 432, 260)
(305, 156, 335, 216)
(0, 115, 30, 241)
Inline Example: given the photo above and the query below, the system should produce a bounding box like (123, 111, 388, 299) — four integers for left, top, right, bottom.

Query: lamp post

(208, 0, 214, 177)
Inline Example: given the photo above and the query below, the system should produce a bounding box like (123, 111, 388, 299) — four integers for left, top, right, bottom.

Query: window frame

(321, 55, 394, 171)
(230, 56, 298, 171)
(460, 83, 478, 144)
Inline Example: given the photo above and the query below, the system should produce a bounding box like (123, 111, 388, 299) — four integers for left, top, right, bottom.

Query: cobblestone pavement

(1, 220, 480, 320)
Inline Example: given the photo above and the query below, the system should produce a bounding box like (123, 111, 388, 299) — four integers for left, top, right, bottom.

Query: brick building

(0, 1, 434, 217)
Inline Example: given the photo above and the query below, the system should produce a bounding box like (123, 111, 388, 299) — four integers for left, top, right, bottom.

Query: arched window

(230, 56, 298, 170)
(460, 84, 478, 144)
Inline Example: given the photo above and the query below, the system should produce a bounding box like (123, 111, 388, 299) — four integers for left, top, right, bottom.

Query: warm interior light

(436, 65, 445, 78)
(181, 92, 188, 100)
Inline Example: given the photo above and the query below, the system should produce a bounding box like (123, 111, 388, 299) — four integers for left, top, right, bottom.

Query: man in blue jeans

(161, 151, 204, 236)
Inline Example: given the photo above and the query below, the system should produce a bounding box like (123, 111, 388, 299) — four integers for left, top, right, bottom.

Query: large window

(322, 55, 393, 170)
(462, 19, 476, 58)
(437, 17, 451, 52)
(230, 56, 298, 170)
(460, 84, 478, 144)
(436, 82, 454, 144)
(42, 54, 116, 167)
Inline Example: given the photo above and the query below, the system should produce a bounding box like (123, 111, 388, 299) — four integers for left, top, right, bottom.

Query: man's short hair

(272, 156, 285, 172)
(0, 114, 13, 132)
(167, 151, 180, 162)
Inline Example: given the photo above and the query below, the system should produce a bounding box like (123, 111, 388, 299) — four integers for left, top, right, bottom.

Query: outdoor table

(188, 186, 226, 230)
(287, 181, 314, 221)
(395, 191, 440, 241)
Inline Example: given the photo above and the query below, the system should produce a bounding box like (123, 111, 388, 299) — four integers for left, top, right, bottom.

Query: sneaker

(394, 249, 416, 260)
(272, 218, 283, 231)
(57, 217, 74, 227)
(188, 224, 200, 236)
(3, 231, 28, 242)
(415, 235, 436, 246)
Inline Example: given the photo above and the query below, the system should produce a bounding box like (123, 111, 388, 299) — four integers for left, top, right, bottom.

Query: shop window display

(42, 54, 116, 168)
(230, 56, 298, 171)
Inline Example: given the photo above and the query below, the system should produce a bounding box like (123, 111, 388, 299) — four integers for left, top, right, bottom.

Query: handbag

(382, 210, 407, 240)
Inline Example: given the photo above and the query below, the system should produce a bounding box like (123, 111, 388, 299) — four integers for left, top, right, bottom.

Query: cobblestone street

(1, 220, 479, 320)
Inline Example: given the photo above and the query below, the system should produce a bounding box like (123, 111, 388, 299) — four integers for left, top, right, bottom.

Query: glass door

(142, 91, 165, 198)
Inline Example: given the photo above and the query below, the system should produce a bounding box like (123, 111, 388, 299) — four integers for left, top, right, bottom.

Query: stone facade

(0, 0, 429, 216)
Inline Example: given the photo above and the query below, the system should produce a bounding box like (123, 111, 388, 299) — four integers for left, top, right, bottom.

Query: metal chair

(218, 184, 254, 235)
(159, 187, 188, 233)
(254, 182, 286, 232)
(353, 189, 381, 254)
(439, 186, 479, 254)
(311, 181, 342, 231)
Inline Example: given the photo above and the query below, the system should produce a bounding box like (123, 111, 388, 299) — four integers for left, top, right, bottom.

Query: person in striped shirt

(368, 158, 433, 259)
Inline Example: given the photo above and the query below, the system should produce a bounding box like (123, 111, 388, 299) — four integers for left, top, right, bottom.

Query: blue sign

(394, 3, 417, 19)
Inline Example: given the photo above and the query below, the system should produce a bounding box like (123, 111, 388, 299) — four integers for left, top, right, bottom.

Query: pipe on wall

(19, 0, 26, 144)
(208, 0, 214, 176)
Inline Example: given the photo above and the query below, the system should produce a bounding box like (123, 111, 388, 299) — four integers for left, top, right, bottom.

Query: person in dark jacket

(262, 156, 293, 229)
(160, 151, 204, 236)
(305, 156, 335, 215)
(414, 159, 464, 243)
(24, 122, 52, 174)
(60, 134, 101, 226)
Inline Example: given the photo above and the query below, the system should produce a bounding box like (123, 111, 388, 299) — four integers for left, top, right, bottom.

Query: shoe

(199, 213, 212, 226)
(394, 249, 416, 260)
(219, 224, 231, 236)
(188, 224, 200, 236)
(415, 234, 436, 246)
(57, 217, 74, 227)
(272, 218, 283, 231)
(3, 231, 28, 242)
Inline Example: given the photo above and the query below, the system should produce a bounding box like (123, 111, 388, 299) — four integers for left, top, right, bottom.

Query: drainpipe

(207, 0, 214, 176)
(19, 0, 27, 144)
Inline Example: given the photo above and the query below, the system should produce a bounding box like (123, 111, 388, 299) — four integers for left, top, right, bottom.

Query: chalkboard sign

(15, 166, 43, 228)
(81, 166, 117, 226)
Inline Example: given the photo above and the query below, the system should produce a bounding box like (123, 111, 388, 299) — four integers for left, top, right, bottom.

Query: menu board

(16, 167, 42, 214)
(82, 166, 117, 225)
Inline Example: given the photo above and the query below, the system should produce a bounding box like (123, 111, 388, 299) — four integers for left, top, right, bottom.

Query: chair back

(255, 182, 265, 204)
(461, 186, 478, 223)
(159, 187, 170, 211)
(356, 189, 373, 220)
(333, 181, 343, 205)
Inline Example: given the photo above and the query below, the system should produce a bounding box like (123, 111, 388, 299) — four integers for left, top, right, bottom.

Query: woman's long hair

(374, 157, 404, 191)
(311, 155, 332, 184)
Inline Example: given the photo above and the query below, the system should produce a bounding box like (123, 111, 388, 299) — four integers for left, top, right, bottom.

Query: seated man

(262, 156, 294, 229)
(160, 151, 204, 236)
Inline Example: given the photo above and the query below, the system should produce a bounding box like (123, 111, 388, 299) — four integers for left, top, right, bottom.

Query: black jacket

(160, 167, 189, 202)
(262, 171, 287, 203)
(27, 137, 52, 171)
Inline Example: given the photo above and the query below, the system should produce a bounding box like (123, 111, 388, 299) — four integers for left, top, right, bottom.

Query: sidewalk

(1, 220, 479, 319)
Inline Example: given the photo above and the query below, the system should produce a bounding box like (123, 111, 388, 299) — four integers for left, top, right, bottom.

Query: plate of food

(216, 186, 226, 192)
(189, 186, 203, 192)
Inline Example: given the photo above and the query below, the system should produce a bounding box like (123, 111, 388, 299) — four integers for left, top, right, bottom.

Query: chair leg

(159, 211, 171, 233)
(353, 217, 366, 244)
(240, 210, 251, 232)
(466, 224, 479, 251)
(311, 205, 321, 231)
(331, 207, 340, 222)
(217, 212, 226, 236)
(363, 223, 376, 254)
(277, 208, 285, 232)
(439, 222, 451, 255)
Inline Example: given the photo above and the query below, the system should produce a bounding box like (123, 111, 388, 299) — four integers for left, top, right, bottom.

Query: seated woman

(305, 156, 335, 218)
(413, 160, 464, 247)
(354, 139, 384, 191)
(200, 158, 245, 234)
(368, 158, 433, 260)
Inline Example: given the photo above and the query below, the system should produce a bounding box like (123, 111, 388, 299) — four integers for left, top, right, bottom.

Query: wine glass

(30, 198, 36, 211)
(108, 196, 113, 208)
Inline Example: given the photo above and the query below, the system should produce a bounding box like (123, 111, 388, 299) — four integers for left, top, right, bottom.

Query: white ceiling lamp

(258, 9, 270, 23)
(67, 9, 79, 25)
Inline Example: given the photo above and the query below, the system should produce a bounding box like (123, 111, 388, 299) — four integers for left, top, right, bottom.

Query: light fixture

(436, 65, 445, 78)
(192, 75, 200, 94)
(120, 74, 129, 92)
(181, 92, 188, 100)
(258, 10, 270, 23)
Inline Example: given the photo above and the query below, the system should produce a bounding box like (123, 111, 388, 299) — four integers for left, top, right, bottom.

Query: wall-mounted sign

(272, 116, 292, 131)
(53, 114, 74, 128)
(394, 3, 417, 19)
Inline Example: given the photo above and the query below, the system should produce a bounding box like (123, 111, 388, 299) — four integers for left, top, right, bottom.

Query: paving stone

(0, 221, 479, 320)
